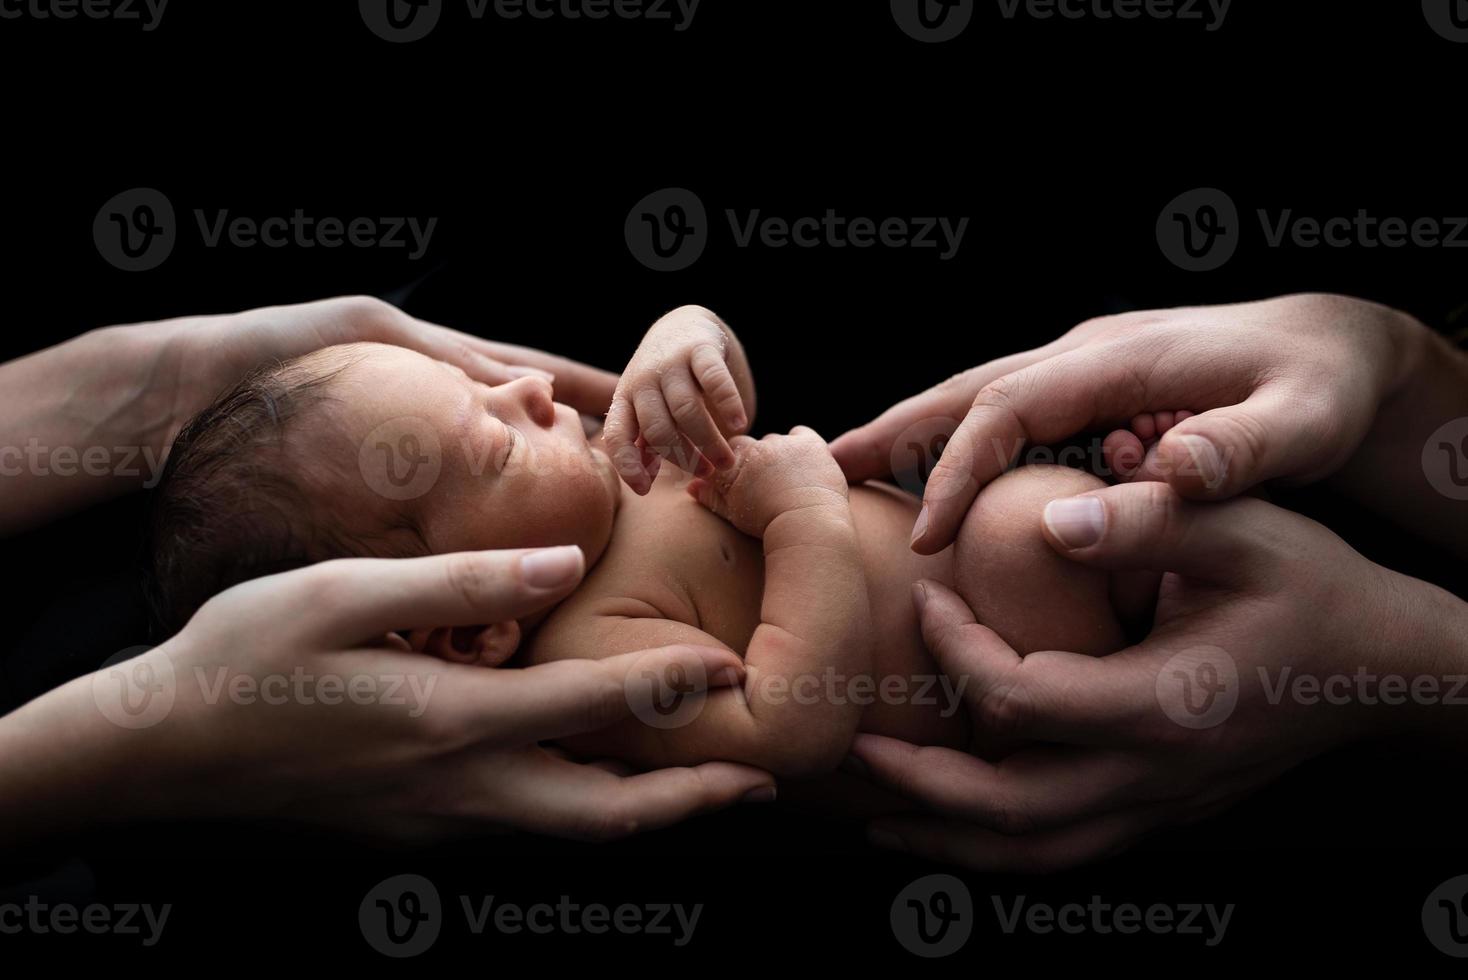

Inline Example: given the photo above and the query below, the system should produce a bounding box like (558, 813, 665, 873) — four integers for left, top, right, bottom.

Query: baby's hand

(605, 306, 752, 494)
(686, 427, 850, 538)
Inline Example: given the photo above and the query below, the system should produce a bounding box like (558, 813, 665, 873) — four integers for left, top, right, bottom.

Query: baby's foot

(1102, 411, 1195, 480)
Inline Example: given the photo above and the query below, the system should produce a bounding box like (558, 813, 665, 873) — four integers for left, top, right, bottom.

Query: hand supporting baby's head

(147, 342, 622, 641)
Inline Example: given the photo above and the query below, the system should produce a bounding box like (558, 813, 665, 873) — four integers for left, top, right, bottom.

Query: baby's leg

(952, 464, 1129, 658)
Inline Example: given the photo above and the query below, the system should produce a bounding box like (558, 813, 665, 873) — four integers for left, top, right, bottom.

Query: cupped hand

(162, 295, 621, 426)
(829, 294, 1422, 554)
(139, 546, 772, 841)
(846, 481, 1459, 871)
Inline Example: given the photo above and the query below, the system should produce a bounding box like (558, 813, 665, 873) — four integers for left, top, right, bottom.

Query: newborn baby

(150, 307, 1157, 778)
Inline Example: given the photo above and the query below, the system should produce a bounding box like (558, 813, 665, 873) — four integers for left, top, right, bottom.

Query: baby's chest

(601, 485, 766, 654)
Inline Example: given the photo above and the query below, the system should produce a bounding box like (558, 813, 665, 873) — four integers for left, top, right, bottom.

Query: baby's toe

(1103, 429, 1146, 479)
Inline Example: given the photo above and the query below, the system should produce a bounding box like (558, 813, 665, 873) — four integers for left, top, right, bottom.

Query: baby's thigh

(953, 464, 1125, 657)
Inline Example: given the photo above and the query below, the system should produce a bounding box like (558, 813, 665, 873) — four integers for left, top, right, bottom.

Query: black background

(1, 0, 1466, 968)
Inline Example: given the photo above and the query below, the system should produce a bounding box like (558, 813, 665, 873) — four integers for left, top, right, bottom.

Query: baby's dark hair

(146, 347, 428, 636)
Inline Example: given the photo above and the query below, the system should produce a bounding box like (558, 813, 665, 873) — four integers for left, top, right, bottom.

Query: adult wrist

(1360, 565, 1468, 745)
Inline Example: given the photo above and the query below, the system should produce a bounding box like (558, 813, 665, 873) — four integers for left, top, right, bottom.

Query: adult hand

(0, 547, 773, 845)
(846, 481, 1468, 871)
(161, 295, 621, 426)
(829, 294, 1425, 554)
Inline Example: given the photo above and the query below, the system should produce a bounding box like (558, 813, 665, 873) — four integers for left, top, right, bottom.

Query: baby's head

(148, 342, 620, 635)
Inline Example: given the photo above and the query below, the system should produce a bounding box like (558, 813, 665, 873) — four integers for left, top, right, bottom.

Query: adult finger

(828, 348, 1058, 483)
(486, 751, 775, 840)
(867, 805, 1166, 873)
(468, 335, 620, 416)
(911, 337, 1262, 554)
(915, 580, 1159, 744)
(455, 643, 748, 746)
(1149, 385, 1333, 499)
(847, 736, 1150, 836)
(1040, 483, 1280, 584)
(291, 547, 588, 646)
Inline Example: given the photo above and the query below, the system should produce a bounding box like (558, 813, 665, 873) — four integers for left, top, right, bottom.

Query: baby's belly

(847, 483, 967, 748)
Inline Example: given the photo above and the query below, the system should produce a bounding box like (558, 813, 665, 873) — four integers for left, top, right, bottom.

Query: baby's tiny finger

(690, 344, 747, 434)
(661, 369, 736, 469)
(604, 395, 651, 494)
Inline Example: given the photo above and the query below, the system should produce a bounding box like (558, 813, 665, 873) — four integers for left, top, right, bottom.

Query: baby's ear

(405, 621, 522, 667)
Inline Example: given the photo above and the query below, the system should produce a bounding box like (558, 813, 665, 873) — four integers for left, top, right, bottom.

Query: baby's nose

(505, 375, 557, 427)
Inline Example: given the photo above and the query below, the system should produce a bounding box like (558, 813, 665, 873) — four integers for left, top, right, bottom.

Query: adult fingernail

(1178, 434, 1223, 489)
(741, 785, 777, 804)
(506, 365, 555, 382)
(910, 505, 930, 547)
(520, 546, 584, 588)
(1043, 497, 1104, 549)
(729, 413, 747, 433)
(841, 754, 868, 777)
(911, 581, 929, 615)
(868, 828, 907, 853)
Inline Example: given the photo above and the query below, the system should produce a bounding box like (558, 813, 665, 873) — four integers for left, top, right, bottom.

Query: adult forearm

(0, 672, 183, 846)
(1330, 320, 1468, 557)
(0, 324, 185, 535)
(1372, 567, 1468, 747)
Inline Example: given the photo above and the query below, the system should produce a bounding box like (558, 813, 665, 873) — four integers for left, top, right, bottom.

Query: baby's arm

(532, 430, 873, 778)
